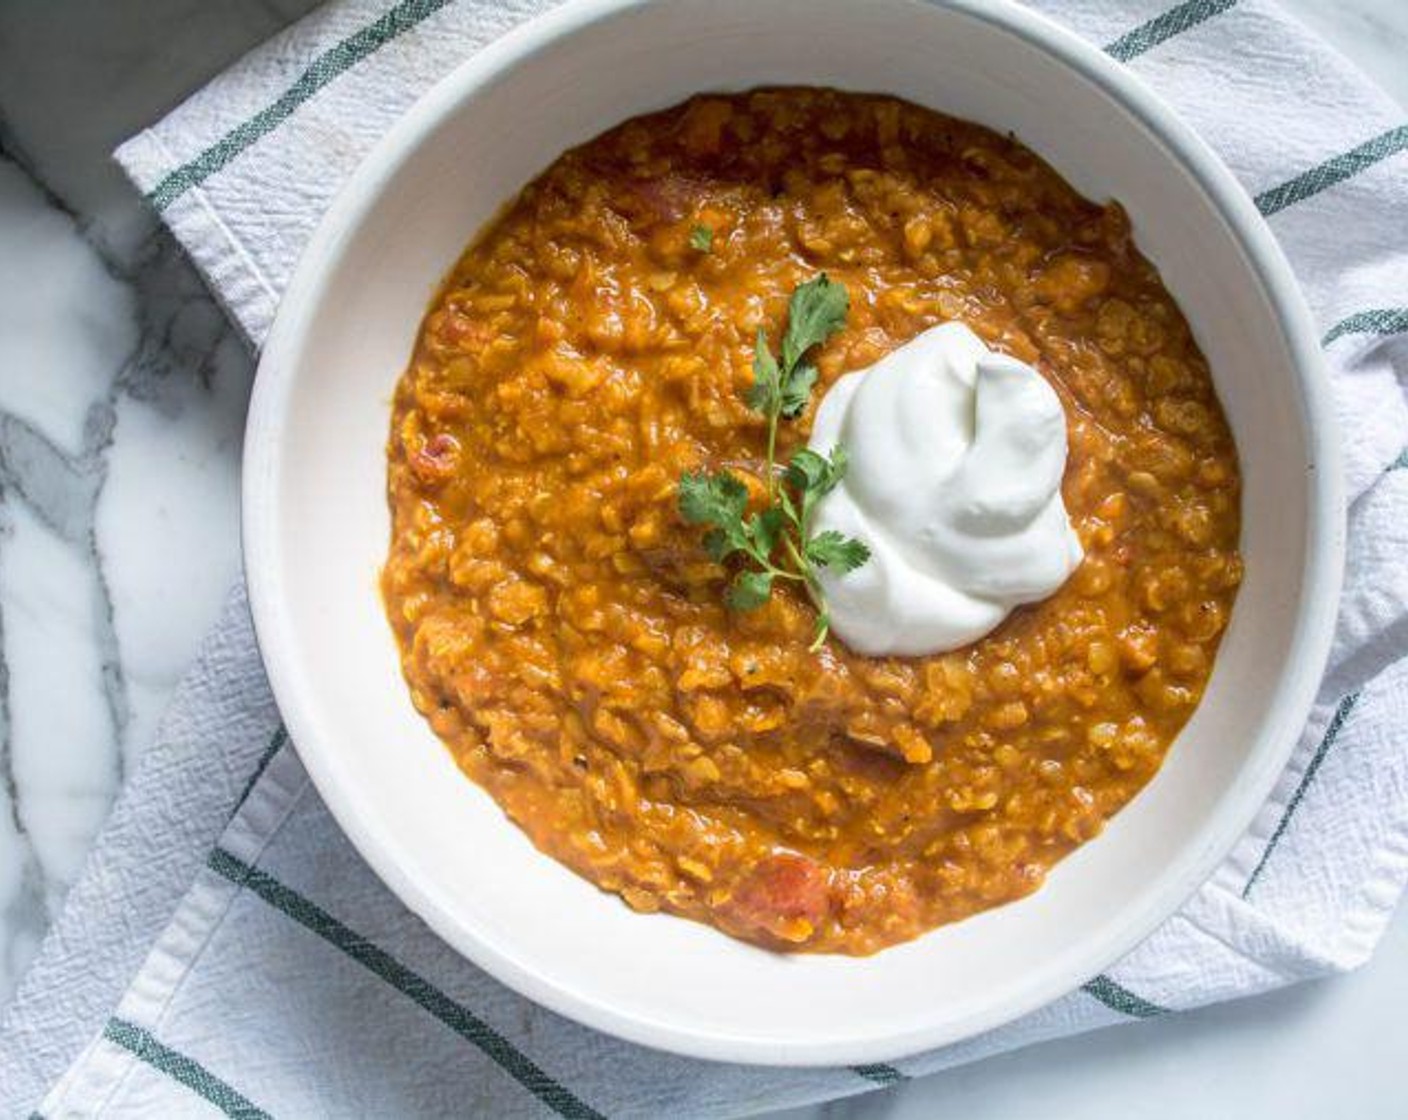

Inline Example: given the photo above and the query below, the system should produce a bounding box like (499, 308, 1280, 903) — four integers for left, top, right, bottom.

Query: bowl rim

(242, 0, 1345, 1065)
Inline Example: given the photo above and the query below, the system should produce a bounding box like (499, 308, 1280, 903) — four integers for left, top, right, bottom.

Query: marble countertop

(0, 0, 1403, 1115)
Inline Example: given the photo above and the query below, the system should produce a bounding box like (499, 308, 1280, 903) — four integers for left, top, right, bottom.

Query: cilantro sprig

(677, 275, 870, 649)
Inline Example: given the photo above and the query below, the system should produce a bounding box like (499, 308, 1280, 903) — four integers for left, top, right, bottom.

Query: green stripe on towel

(146, 0, 454, 211)
(1242, 692, 1361, 897)
(1105, 0, 1239, 62)
(231, 725, 287, 816)
(147, 0, 1245, 212)
(1255, 125, 1408, 216)
(207, 847, 606, 1120)
(853, 1063, 907, 1086)
(104, 1018, 272, 1119)
(223, 746, 905, 1097)
(1082, 974, 1168, 1018)
(1322, 308, 1408, 346)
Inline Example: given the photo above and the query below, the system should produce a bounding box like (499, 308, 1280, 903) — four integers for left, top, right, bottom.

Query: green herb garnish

(689, 224, 714, 252)
(677, 275, 869, 649)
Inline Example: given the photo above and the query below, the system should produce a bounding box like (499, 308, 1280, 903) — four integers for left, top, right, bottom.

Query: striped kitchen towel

(4, 0, 1408, 1115)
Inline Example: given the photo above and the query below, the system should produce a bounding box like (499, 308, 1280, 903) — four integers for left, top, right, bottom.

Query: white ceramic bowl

(244, 0, 1343, 1066)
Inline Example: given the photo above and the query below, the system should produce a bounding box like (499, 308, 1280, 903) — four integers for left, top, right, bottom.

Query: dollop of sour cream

(808, 323, 1083, 657)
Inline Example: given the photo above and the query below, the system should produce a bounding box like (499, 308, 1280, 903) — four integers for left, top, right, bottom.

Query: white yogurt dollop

(808, 323, 1083, 657)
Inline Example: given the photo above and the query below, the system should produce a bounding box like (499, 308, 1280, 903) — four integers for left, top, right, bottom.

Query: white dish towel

(5, 0, 1408, 1115)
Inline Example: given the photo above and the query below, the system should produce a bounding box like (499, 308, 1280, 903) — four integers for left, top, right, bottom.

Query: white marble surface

(0, 0, 1402, 1114)
(0, 0, 321, 999)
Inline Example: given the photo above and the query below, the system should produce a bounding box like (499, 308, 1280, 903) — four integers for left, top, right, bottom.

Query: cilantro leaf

(745, 328, 781, 414)
(785, 445, 850, 525)
(805, 530, 871, 573)
(676, 276, 870, 650)
(689, 224, 714, 252)
(678, 469, 748, 527)
(777, 486, 801, 530)
(781, 274, 849, 372)
(779, 362, 817, 418)
(784, 447, 832, 495)
(820, 444, 850, 492)
(702, 527, 736, 562)
(726, 569, 774, 611)
(748, 507, 787, 559)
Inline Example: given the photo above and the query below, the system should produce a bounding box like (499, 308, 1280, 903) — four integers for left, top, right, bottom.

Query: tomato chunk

(728, 853, 832, 944)
(409, 433, 461, 484)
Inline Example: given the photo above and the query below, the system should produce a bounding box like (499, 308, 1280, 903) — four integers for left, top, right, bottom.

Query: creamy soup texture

(382, 88, 1242, 954)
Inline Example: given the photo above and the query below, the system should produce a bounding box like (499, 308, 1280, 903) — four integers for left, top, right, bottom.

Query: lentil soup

(382, 88, 1242, 955)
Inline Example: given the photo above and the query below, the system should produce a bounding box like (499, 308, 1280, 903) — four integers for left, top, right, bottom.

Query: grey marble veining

(0, 0, 321, 1000)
